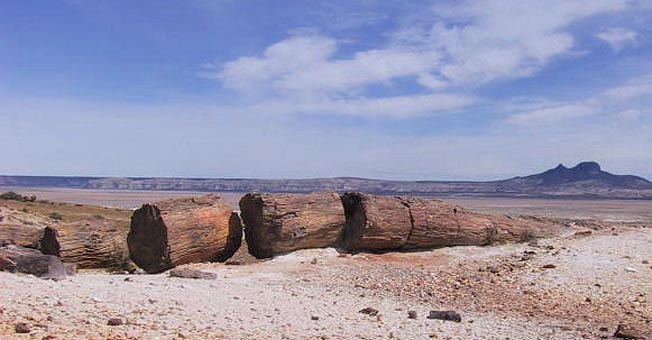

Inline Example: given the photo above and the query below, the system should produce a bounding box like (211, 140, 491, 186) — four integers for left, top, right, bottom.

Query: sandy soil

(1, 223, 651, 339)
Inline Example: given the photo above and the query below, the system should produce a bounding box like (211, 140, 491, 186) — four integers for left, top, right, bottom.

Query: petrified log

(403, 197, 535, 249)
(340, 193, 413, 251)
(41, 219, 130, 269)
(127, 195, 241, 273)
(239, 192, 345, 259)
(341, 193, 540, 251)
(0, 245, 68, 279)
(0, 223, 45, 248)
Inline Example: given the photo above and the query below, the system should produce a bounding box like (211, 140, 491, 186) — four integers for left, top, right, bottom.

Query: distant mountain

(504, 161, 651, 188)
(1, 162, 651, 199)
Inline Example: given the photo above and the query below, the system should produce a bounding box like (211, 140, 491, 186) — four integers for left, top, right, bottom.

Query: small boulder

(407, 311, 417, 319)
(14, 322, 30, 333)
(427, 310, 461, 323)
(0, 245, 67, 279)
(359, 307, 379, 316)
(107, 318, 123, 326)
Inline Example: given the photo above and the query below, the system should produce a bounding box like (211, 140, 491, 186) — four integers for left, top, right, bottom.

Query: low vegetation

(0, 191, 36, 202)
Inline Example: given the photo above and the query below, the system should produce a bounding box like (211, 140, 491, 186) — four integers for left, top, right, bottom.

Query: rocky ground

(1, 220, 651, 339)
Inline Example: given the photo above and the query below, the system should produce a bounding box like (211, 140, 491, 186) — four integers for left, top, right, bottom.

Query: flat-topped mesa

(341, 193, 540, 252)
(41, 220, 130, 270)
(239, 192, 346, 259)
(127, 194, 242, 273)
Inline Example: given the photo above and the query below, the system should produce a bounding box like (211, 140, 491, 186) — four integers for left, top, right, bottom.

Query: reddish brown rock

(14, 322, 30, 333)
(41, 220, 130, 270)
(239, 192, 345, 258)
(127, 195, 241, 273)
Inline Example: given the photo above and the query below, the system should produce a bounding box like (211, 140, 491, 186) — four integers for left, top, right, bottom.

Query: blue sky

(1, 0, 652, 180)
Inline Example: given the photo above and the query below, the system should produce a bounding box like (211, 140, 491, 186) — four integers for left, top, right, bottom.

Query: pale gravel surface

(2, 224, 652, 339)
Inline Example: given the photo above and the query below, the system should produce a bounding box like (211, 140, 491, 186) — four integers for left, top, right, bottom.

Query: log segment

(239, 192, 345, 259)
(340, 193, 413, 251)
(403, 197, 535, 249)
(341, 193, 541, 252)
(0, 223, 44, 249)
(40, 219, 130, 269)
(127, 195, 241, 273)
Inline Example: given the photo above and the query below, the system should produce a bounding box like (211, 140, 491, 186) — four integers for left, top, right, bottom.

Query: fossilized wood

(127, 194, 241, 273)
(341, 193, 542, 252)
(404, 197, 536, 249)
(239, 192, 345, 259)
(0, 245, 68, 279)
(41, 220, 130, 269)
(340, 193, 413, 251)
(0, 223, 45, 248)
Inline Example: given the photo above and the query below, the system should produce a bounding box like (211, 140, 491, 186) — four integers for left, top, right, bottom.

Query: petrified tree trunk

(340, 193, 413, 251)
(403, 197, 535, 249)
(239, 192, 345, 259)
(0, 223, 44, 249)
(341, 193, 540, 252)
(41, 220, 130, 269)
(127, 195, 241, 273)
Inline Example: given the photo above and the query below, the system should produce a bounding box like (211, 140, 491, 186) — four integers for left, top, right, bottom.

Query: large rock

(41, 219, 130, 270)
(239, 192, 345, 258)
(0, 245, 68, 279)
(341, 193, 540, 252)
(127, 194, 242, 273)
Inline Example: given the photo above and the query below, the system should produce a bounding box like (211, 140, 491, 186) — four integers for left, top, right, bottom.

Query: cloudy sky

(1, 0, 651, 180)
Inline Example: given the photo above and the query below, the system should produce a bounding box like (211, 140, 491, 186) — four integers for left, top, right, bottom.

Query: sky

(1, 0, 652, 180)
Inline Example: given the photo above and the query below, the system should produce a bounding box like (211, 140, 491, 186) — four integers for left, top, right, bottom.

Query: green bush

(0, 191, 23, 201)
(0, 191, 37, 202)
(48, 212, 63, 221)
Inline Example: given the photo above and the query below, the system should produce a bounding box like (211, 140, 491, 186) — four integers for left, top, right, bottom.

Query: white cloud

(244, 93, 476, 118)
(596, 27, 638, 51)
(615, 109, 642, 120)
(604, 74, 652, 99)
(508, 104, 596, 127)
(507, 73, 652, 126)
(206, 0, 629, 119)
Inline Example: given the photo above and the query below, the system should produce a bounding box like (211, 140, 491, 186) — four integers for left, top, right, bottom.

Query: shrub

(48, 212, 63, 221)
(0, 191, 24, 201)
(0, 192, 37, 202)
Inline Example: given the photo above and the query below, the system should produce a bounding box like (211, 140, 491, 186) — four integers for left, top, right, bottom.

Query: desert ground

(1, 188, 651, 339)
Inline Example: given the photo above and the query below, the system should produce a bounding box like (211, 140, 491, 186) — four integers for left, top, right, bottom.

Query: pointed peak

(554, 163, 567, 170)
